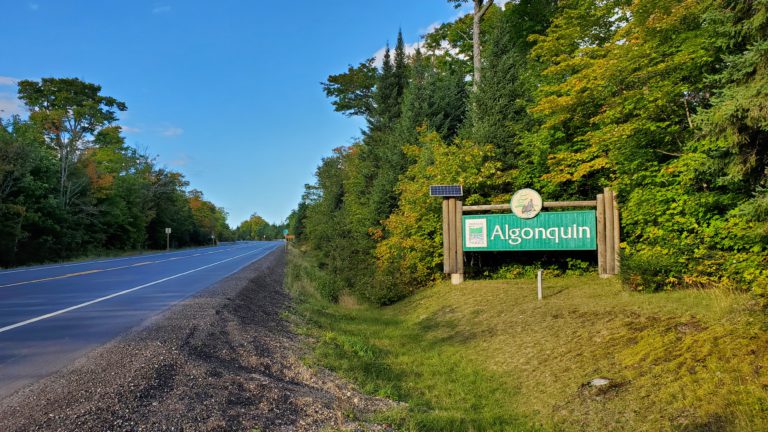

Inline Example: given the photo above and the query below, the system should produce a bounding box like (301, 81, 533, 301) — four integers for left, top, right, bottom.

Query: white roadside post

(165, 227, 172, 251)
(537, 269, 543, 301)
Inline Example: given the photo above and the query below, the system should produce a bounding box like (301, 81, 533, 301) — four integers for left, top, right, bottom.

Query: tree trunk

(59, 144, 67, 205)
(472, 0, 493, 91)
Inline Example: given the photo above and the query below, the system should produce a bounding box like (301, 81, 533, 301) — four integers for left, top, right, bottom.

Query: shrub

(565, 258, 593, 276)
(313, 270, 341, 303)
(620, 250, 683, 292)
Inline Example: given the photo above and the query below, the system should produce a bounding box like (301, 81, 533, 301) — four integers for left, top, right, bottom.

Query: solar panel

(429, 185, 463, 197)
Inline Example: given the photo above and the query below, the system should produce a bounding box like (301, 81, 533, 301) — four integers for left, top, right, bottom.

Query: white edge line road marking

(0, 246, 275, 334)
(221, 244, 279, 279)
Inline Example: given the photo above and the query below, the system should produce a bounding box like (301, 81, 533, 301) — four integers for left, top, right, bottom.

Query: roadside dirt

(0, 249, 394, 431)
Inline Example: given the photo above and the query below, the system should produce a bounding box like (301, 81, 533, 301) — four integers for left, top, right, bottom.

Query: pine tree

(394, 30, 409, 104)
(373, 44, 398, 130)
(471, 0, 556, 175)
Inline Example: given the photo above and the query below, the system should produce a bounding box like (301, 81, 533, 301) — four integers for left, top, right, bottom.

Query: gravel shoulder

(0, 248, 392, 431)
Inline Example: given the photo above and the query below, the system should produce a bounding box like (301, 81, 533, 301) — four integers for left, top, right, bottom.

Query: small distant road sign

(165, 227, 172, 251)
(429, 185, 463, 197)
(283, 229, 289, 236)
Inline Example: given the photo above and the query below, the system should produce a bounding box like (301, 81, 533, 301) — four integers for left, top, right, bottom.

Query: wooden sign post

(596, 187, 621, 277)
(430, 185, 465, 285)
(442, 197, 464, 285)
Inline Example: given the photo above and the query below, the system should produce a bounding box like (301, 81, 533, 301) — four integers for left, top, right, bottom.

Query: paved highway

(0, 241, 281, 398)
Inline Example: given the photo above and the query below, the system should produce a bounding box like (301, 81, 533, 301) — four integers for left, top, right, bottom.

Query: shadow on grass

(543, 284, 571, 298)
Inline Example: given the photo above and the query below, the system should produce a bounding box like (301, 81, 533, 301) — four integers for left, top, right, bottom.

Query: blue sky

(0, 1, 476, 226)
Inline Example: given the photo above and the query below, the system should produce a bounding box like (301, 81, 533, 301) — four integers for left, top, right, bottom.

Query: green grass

(285, 249, 768, 431)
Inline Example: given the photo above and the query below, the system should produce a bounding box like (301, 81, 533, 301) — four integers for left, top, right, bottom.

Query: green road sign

(283, 229, 289, 236)
(463, 210, 597, 251)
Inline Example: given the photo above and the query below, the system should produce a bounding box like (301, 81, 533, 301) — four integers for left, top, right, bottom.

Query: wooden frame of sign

(443, 187, 620, 284)
(442, 198, 465, 284)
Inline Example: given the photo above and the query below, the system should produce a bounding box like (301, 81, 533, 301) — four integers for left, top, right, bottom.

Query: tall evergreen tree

(373, 45, 399, 129)
(471, 0, 556, 178)
(393, 30, 409, 103)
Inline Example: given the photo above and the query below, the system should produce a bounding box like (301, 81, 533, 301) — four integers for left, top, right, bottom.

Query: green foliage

(0, 78, 243, 267)
(423, 4, 503, 77)
(372, 33, 409, 130)
(300, 25, 477, 304)
(403, 49, 468, 141)
(234, 213, 284, 241)
(299, 0, 768, 305)
(695, 0, 768, 189)
(491, 258, 594, 280)
(471, 0, 557, 178)
(18, 78, 128, 206)
(620, 249, 684, 291)
(187, 189, 233, 244)
(374, 131, 509, 302)
(314, 272, 342, 303)
(321, 58, 378, 119)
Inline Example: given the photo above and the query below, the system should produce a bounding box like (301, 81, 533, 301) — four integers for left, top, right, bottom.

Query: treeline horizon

(0, 77, 284, 267)
(289, 0, 768, 305)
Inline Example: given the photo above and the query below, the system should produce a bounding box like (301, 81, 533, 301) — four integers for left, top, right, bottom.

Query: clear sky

(0, 1, 474, 226)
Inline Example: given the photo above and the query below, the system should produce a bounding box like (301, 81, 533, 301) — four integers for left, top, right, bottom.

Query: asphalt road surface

(0, 241, 281, 399)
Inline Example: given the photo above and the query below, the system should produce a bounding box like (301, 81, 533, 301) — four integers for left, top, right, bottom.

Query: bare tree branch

(654, 149, 683, 157)
(478, 0, 493, 18)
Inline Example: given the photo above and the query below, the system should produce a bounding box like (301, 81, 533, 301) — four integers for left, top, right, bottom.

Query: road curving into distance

(0, 241, 281, 398)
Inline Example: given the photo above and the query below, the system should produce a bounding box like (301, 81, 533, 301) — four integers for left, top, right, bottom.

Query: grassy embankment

(285, 248, 768, 431)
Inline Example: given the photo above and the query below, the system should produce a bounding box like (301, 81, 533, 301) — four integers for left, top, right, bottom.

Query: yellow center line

(67, 270, 103, 276)
(0, 247, 236, 288)
(0, 269, 107, 288)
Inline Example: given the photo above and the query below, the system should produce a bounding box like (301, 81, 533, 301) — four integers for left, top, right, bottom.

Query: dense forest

(0, 78, 282, 267)
(289, 0, 768, 305)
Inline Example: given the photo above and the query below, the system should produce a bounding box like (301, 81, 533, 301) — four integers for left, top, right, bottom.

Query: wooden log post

(443, 199, 451, 274)
(596, 193, 607, 276)
(463, 201, 597, 212)
(448, 198, 457, 275)
(596, 188, 621, 277)
(604, 187, 616, 275)
(452, 200, 464, 284)
(441, 197, 465, 284)
(612, 190, 621, 274)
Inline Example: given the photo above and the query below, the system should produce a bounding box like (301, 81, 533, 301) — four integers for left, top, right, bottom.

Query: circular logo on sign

(510, 188, 543, 219)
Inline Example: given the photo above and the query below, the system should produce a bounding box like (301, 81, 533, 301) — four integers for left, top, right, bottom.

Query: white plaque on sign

(510, 188, 543, 219)
(165, 227, 172, 234)
(465, 218, 488, 248)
